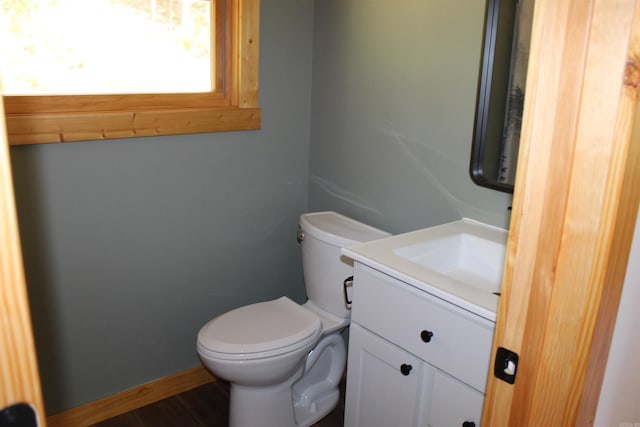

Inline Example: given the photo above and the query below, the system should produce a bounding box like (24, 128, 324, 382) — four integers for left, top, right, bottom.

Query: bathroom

(2, 0, 639, 425)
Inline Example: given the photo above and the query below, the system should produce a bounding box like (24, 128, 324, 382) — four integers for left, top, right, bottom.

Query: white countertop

(342, 218, 508, 322)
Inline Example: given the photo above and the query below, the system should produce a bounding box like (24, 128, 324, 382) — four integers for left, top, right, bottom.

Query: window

(1, 0, 260, 145)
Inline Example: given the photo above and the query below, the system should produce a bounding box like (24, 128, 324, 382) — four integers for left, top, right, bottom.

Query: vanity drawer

(351, 263, 495, 392)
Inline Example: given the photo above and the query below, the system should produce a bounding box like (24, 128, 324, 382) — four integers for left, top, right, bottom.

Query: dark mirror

(470, 0, 534, 193)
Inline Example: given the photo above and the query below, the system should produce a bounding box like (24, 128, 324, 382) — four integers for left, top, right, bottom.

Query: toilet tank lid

(300, 211, 390, 247)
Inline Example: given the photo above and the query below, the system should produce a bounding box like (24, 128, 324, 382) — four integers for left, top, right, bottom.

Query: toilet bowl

(196, 212, 390, 427)
(197, 297, 324, 387)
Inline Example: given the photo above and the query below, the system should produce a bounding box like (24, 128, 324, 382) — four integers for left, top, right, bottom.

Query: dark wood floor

(91, 378, 345, 427)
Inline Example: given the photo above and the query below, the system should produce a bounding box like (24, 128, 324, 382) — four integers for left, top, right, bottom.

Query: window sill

(5, 106, 262, 145)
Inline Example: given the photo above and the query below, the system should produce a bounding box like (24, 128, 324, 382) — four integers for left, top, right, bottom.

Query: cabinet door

(345, 324, 423, 427)
(427, 369, 484, 427)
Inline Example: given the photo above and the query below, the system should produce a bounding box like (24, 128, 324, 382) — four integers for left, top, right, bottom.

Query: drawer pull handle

(400, 364, 413, 376)
(421, 330, 434, 343)
(462, 422, 476, 427)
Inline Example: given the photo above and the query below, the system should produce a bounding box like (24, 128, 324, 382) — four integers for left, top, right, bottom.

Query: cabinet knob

(400, 364, 413, 376)
(462, 422, 476, 427)
(421, 330, 434, 343)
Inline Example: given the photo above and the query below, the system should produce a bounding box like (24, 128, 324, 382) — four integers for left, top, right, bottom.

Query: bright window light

(0, 0, 214, 95)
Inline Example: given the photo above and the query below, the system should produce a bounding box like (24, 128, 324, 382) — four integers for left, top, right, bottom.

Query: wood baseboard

(47, 366, 215, 427)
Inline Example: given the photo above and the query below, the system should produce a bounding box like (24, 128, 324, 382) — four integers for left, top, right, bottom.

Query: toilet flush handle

(343, 276, 353, 307)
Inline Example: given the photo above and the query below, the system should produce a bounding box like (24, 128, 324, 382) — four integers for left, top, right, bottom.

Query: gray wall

(10, 0, 314, 414)
(309, 0, 512, 233)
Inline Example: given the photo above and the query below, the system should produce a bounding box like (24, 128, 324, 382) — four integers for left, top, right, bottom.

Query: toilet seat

(197, 297, 322, 361)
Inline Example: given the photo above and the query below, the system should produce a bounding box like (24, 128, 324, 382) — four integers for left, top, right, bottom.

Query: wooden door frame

(482, 0, 640, 425)
(0, 96, 46, 423)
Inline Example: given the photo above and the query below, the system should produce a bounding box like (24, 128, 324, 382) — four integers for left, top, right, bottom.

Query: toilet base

(293, 388, 340, 427)
(229, 364, 303, 427)
(226, 333, 346, 427)
(229, 374, 340, 427)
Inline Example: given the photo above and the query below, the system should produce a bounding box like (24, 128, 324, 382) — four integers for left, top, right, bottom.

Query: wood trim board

(46, 366, 215, 427)
(0, 97, 47, 424)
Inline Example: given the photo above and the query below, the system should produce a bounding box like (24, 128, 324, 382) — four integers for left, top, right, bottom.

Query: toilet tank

(299, 211, 390, 319)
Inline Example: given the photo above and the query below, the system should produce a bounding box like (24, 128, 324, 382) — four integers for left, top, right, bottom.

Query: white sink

(393, 232, 506, 294)
(342, 219, 508, 321)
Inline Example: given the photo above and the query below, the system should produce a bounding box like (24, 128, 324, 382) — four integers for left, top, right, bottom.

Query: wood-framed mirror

(470, 0, 534, 193)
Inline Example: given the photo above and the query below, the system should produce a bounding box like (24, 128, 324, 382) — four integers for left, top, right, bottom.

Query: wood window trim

(2, 0, 261, 146)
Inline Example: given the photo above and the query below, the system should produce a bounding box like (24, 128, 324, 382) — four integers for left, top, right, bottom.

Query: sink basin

(393, 232, 506, 294)
(342, 218, 508, 321)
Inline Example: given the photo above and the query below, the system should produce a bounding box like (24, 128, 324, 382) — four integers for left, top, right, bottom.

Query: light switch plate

(494, 346, 519, 384)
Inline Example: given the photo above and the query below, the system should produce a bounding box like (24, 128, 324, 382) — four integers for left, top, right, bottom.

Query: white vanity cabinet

(344, 263, 495, 427)
(345, 323, 425, 426)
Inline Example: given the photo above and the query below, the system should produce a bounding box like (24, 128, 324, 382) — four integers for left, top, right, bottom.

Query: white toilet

(196, 211, 390, 427)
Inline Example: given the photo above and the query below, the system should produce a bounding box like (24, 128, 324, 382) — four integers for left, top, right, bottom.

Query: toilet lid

(198, 297, 322, 358)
